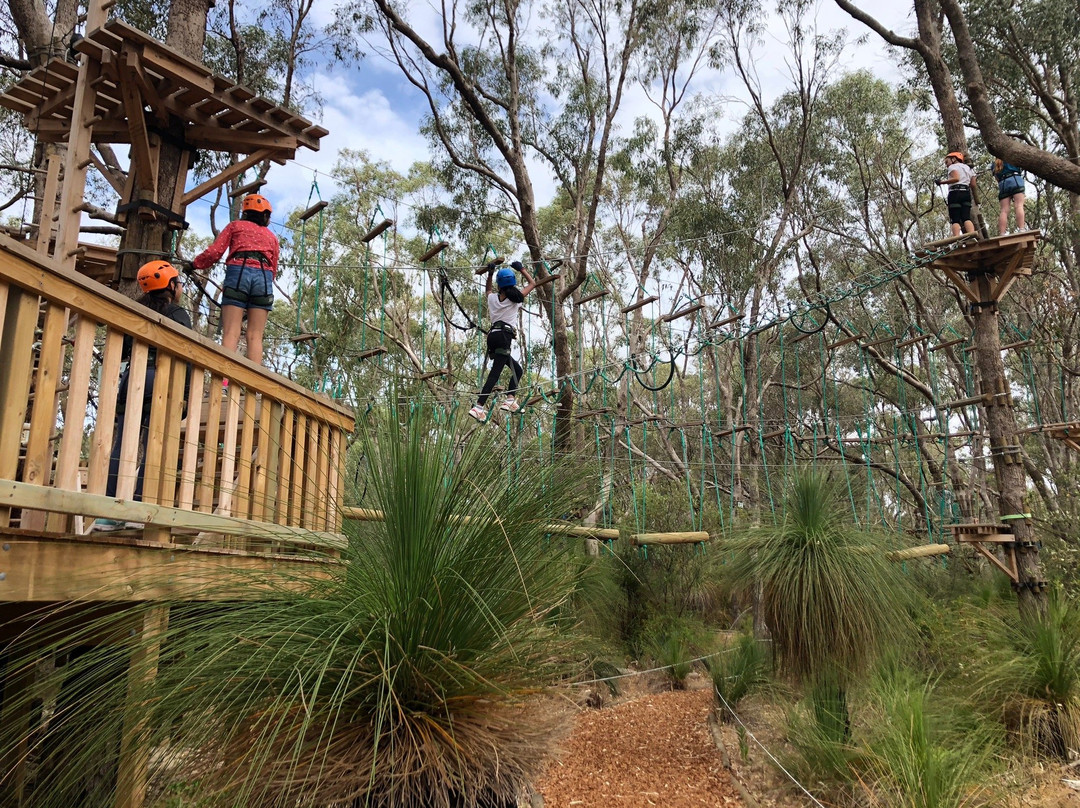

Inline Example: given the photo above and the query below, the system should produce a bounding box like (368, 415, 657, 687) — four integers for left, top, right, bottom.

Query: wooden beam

(118, 49, 156, 198)
(342, 505, 621, 540)
(0, 536, 334, 602)
(826, 333, 863, 349)
(887, 544, 952, 561)
(181, 149, 274, 207)
(989, 249, 1026, 302)
(938, 266, 982, 304)
(621, 294, 659, 314)
(575, 289, 609, 306)
(360, 217, 393, 240)
(182, 125, 298, 153)
(419, 241, 449, 262)
(660, 303, 705, 323)
(34, 153, 61, 253)
(930, 336, 968, 352)
(631, 531, 710, 546)
(896, 333, 932, 349)
(228, 177, 266, 198)
(0, 476, 347, 550)
(710, 311, 744, 329)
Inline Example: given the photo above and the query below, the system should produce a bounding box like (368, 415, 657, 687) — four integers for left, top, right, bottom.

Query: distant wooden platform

(919, 230, 1041, 305)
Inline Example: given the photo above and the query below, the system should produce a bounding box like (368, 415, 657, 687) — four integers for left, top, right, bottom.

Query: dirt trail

(538, 688, 744, 807)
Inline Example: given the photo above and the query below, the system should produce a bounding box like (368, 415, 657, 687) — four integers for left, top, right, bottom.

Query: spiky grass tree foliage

(975, 587, 1080, 759)
(723, 472, 909, 686)
(0, 405, 581, 808)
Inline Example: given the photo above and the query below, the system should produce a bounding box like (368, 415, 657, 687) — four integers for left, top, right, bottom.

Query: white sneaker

(467, 405, 486, 422)
(500, 397, 520, 412)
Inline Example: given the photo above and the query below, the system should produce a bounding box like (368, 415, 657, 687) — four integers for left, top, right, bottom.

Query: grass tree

(0, 403, 582, 807)
(722, 471, 911, 735)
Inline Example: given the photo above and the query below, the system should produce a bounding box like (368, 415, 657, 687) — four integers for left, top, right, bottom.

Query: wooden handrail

(0, 235, 352, 427)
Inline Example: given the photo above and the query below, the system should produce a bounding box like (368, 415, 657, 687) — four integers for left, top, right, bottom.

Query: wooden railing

(0, 236, 353, 555)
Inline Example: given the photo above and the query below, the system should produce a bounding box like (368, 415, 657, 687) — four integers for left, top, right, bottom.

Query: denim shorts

(222, 263, 274, 310)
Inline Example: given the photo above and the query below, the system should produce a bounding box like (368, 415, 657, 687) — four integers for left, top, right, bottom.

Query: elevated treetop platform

(0, 16, 329, 276)
(0, 20, 326, 157)
(921, 230, 1040, 307)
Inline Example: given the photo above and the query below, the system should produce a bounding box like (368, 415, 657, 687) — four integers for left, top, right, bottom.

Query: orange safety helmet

(137, 260, 180, 293)
(242, 194, 272, 213)
(945, 151, 965, 162)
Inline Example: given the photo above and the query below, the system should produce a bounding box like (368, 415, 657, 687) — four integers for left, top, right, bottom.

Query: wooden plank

(328, 427, 343, 534)
(0, 237, 354, 425)
(118, 49, 157, 197)
(114, 605, 168, 808)
(631, 531, 711, 546)
(710, 312, 744, 329)
(660, 303, 704, 323)
(20, 304, 68, 530)
(140, 354, 172, 508)
(234, 390, 257, 524)
(263, 401, 284, 527)
(0, 533, 328, 601)
(0, 477, 348, 550)
(252, 396, 273, 524)
(54, 57, 102, 271)
(87, 329, 123, 495)
(930, 336, 967, 352)
(181, 149, 275, 207)
(342, 506, 621, 541)
(939, 267, 981, 304)
(0, 289, 39, 527)
(290, 414, 307, 529)
(217, 386, 242, 520)
(276, 407, 294, 526)
(896, 333, 932, 349)
(177, 369, 205, 510)
(116, 344, 149, 502)
(197, 376, 223, 514)
(575, 289, 609, 306)
(316, 421, 331, 532)
(304, 421, 320, 529)
(969, 541, 1019, 582)
(990, 249, 1027, 302)
(47, 316, 96, 531)
(34, 154, 61, 254)
(887, 544, 952, 561)
(621, 295, 659, 314)
(157, 356, 187, 509)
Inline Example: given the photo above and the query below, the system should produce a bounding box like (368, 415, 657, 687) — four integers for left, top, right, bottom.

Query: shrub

(707, 632, 771, 720)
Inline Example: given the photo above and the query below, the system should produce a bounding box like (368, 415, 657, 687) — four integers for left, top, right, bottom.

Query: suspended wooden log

(660, 303, 705, 323)
(1001, 339, 1034, 351)
(826, 333, 863, 349)
(361, 217, 393, 241)
(861, 334, 897, 348)
(621, 294, 659, 314)
(289, 333, 319, 344)
(416, 241, 450, 262)
(228, 178, 267, 198)
(887, 544, 951, 561)
(941, 393, 991, 409)
(762, 428, 787, 440)
(710, 311, 744, 329)
(896, 333, 932, 349)
(301, 200, 330, 222)
(576, 289, 610, 306)
(714, 424, 752, 439)
(631, 531, 710, 546)
(357, 347, 387, 360)
(929, 336, 968, 352)
(341, 506, 619, 540)
(417, 369, 447, 380)
(474, 256, 505, 274)
(915, 232, 978, 251)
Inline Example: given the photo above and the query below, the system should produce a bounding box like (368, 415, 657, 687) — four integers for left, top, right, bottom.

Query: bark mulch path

(537, 688, 744, 807)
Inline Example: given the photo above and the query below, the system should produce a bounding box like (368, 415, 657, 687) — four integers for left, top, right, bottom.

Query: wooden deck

(0, 235, 353, 604)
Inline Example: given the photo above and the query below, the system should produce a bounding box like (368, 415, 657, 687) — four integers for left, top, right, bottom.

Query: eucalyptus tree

(339, 0, 654, 445)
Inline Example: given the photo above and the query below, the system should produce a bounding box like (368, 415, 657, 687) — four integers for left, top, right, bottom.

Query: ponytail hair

(502, 285, 524, 304)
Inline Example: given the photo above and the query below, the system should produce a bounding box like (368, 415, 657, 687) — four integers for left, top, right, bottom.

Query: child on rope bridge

(469, 261, 542, 421)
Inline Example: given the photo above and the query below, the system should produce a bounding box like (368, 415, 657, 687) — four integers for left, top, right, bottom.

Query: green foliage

(723, 471, 911, 685)
(642, 616, 710, 688)
(975, 588, 1080, 759)
(862, 667, 998, 808)
(1, 403, 583, 807)
(706, 632, 772, 720)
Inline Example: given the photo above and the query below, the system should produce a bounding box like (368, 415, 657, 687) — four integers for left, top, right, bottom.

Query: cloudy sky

(250, 0, 917, 229)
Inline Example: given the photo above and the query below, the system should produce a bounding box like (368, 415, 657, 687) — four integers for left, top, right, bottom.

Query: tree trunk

(971, 273, 1047, 618)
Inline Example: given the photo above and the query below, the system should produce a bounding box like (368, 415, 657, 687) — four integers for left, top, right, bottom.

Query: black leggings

(477, 329, 522, 406)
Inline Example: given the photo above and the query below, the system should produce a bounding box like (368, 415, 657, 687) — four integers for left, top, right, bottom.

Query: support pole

(969, 261, 1047, 617)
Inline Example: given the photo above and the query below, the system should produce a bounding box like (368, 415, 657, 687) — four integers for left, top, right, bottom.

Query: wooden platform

(920, 231, 1040, 305)
(947, 523, 1019, 581)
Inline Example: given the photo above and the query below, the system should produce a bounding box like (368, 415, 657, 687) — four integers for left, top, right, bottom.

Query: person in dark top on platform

(993, 158, 1026, 234)
(92, 260, 191, 531)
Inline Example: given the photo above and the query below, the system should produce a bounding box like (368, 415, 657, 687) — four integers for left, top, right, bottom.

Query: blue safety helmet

(496, 267, 517, 288)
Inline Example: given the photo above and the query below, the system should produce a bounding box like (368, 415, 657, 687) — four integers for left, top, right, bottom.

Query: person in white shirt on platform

(469, 260, 544, 421)
(936, 151, 977, 237)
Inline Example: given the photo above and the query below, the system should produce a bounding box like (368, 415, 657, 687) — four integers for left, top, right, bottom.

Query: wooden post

(113, 605, 168, 808)
(970, 272, 1046, 616)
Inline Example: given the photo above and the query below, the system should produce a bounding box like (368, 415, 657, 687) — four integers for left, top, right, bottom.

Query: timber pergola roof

(0, 19, 327, 211)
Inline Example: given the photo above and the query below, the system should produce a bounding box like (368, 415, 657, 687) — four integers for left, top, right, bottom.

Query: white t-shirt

(488, 292, 521, 326)
(948, 162, 975, 190)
